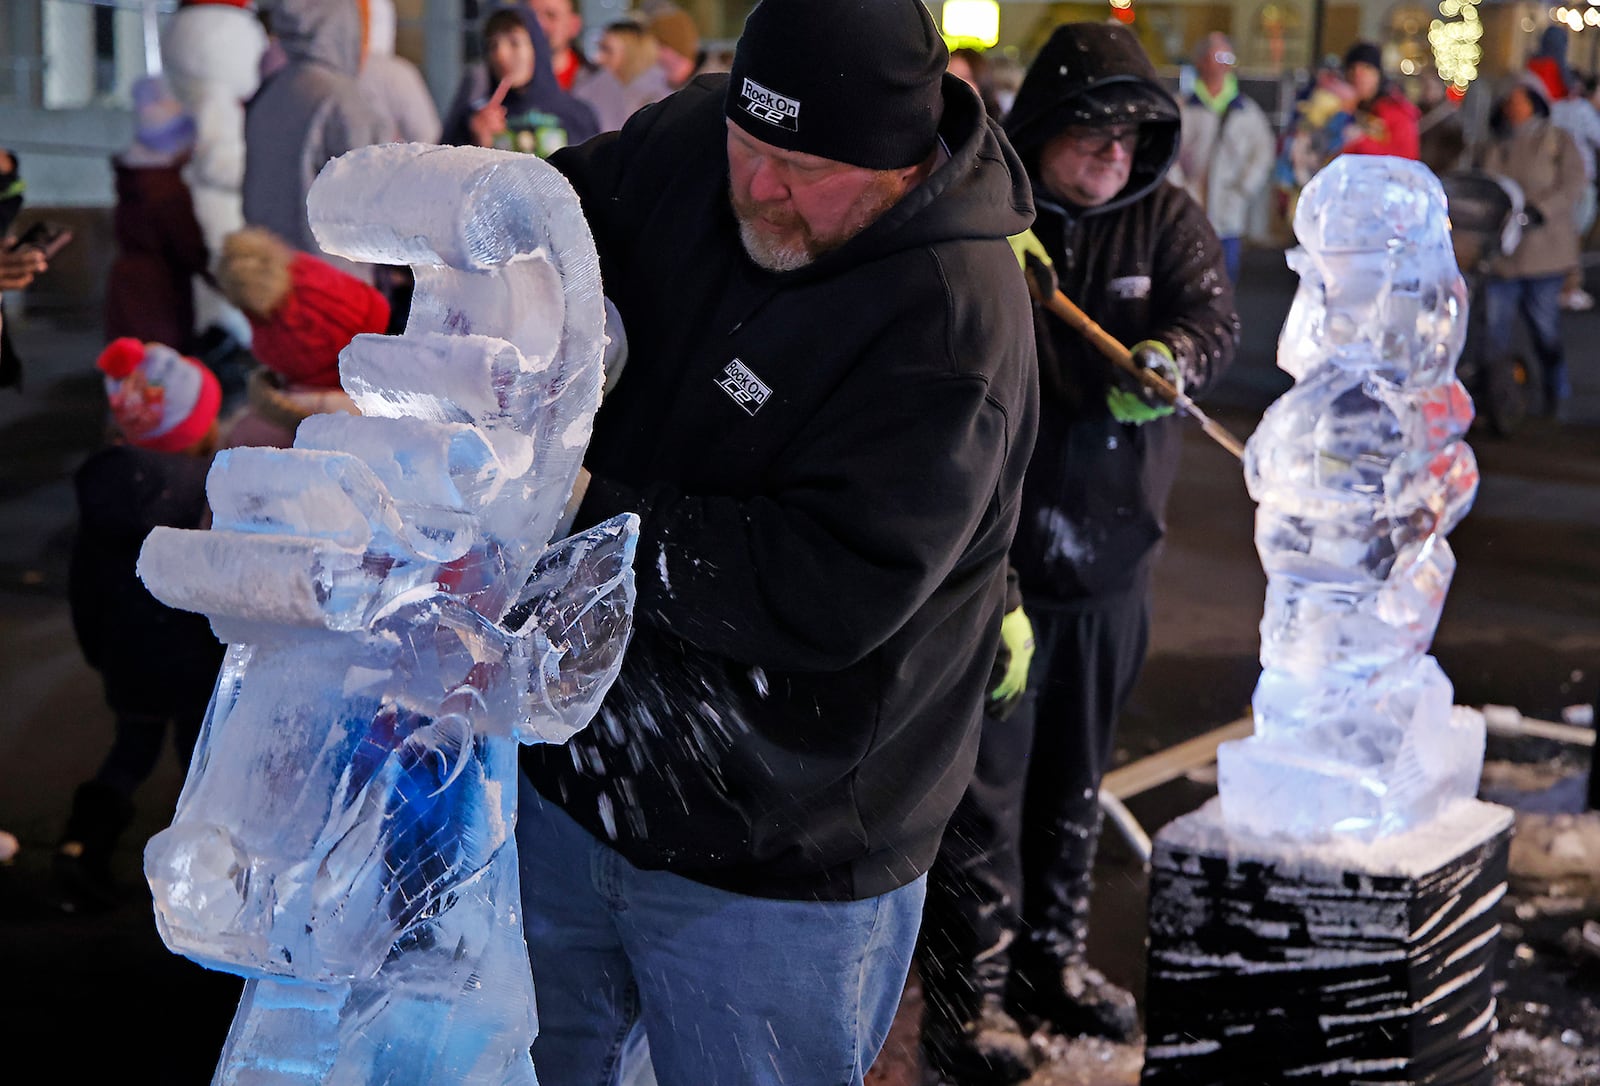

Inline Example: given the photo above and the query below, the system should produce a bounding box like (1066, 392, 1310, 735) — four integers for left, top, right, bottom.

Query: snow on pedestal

(1143, 157, 1509, 1085)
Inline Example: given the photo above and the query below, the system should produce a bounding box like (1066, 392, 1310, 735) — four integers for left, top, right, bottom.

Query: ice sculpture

(1217, 155, 1482, 842)
(136, 144, 638, 1084)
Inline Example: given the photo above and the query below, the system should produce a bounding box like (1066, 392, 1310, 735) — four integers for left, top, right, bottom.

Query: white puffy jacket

(1171, 90, 1276, 240)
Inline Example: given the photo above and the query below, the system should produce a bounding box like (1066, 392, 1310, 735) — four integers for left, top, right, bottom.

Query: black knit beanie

(725, 0, 947, 170)
(1343, 41, 1383, 73)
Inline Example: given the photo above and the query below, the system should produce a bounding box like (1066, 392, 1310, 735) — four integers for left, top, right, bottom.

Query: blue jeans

(1482, 274, 1569, 413)
(516, 775, 925, 1086)
(1219, 235, 1242, 284)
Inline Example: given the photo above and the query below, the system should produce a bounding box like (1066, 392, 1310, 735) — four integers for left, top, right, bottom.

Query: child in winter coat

(55, 338, 226, 912)
(214, 226, 390, 449)
(442, 5, 599, 155)
(104, 75, 210, 352)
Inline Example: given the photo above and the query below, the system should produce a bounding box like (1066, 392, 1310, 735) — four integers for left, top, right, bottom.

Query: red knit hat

(247, 252, 391, 389)
(97, 337, 222, 452)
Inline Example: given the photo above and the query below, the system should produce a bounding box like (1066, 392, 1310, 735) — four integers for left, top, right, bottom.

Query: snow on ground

(1025, 1033, 1142, 1086)
(1485, 743, 1600, 1086)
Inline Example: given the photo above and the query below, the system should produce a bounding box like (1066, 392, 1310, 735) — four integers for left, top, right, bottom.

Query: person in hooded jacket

(358, 0, 442, 144)
(242, 0, 389, 280)
(1528, 24, 1576, 108)
(512, 1, 1038, 1081)
(919, 23, 1237, 1082)
(1475, 74, 1586, 430)
(104, 76, 210, 351)
(441, 5, 598, 155)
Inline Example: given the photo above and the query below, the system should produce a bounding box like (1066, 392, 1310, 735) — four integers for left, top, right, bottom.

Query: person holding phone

(0, 151, 48, 290)
(1, 148, 53, 388)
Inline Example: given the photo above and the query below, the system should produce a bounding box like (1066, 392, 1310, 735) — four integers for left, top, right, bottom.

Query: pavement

(2, 246, 1600, 1084)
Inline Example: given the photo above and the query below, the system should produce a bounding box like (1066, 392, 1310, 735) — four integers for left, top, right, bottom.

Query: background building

(0, 0, 1586, 307)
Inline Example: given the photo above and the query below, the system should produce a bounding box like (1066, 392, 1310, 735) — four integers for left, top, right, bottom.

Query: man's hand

(1008, 229, 1050, 273)
(987, 606, 1035, 719)
(1008, 229, 1058, 300)
(0, 244, 47, 292)
(1106, 340, 1180, 424)
(602, 297, 628, 396)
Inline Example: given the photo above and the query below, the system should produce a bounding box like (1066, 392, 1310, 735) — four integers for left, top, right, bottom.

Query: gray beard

(736, 218, 814, 273)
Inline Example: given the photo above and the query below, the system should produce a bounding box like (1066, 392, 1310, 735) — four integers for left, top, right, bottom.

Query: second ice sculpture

(137, 144, 638, 1083)
(1217, 155, 1482, 841)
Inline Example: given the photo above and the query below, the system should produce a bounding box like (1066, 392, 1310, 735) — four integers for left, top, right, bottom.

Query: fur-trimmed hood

(216, 226, 294, 319)
(216, 227, 389, 388)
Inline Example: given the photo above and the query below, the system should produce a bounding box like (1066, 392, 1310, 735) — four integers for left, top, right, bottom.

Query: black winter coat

(1003, 24, 1239, 604)
(69, 446, 224, 718)
(520, 75, 1039, 901)
(105, 158, 210, 348)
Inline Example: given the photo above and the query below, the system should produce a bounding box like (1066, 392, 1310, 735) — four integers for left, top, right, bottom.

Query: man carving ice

(514, 0, 1039, 1081)
(920, 22, 1239, 1081)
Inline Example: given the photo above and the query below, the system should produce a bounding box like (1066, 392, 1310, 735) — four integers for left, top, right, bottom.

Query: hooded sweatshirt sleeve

(1148, 187, 1240, 394)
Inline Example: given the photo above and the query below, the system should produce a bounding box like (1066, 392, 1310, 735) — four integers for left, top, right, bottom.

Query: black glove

(1023, 249, 1058, 302)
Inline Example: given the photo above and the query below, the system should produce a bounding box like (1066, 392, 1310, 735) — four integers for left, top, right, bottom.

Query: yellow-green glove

(1008, 229, 1058, 300)
(1106, 339, 1180, 424)
(987, 606, 1035, 719)
(1008, 229, 1050, 272)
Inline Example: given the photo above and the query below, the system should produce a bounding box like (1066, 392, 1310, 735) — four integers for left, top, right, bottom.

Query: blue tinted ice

(136, 144, 637, 1084)
(1217, 155, 1483, 842)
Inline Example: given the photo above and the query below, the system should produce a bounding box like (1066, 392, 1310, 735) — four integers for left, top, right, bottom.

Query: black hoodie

(1002, 23, 1239, 604)
(519, 74, 1039, 901)
(440, 5, 599, 153)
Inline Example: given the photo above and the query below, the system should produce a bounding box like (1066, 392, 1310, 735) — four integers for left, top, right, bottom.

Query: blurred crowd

(2, 0, 732, 915)
(0, 4, 1592, 1085)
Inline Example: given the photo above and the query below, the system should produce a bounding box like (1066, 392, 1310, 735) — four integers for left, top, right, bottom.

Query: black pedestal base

(1141, 799, 1513, 1085)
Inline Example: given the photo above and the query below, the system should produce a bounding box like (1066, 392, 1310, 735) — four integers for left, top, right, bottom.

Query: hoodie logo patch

(716, 358, 772, 415)
(1107, 275, 1151, 300)
(739, 78, 801, 132)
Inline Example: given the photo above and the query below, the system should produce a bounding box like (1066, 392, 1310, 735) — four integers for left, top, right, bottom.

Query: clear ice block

(1217, 155, 1483, 842)
(137, 144, 637, 1085)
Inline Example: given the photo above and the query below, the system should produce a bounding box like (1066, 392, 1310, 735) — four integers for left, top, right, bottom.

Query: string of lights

(1429, 0, 1483, 90)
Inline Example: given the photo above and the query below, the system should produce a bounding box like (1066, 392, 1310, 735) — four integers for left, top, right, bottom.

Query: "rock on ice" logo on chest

(716, 358, 773, 415)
